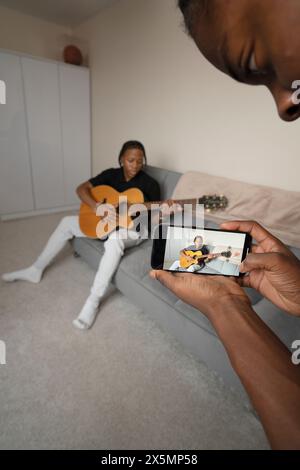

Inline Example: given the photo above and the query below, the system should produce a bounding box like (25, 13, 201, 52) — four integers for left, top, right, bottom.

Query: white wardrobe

(0, 50, 91, 219)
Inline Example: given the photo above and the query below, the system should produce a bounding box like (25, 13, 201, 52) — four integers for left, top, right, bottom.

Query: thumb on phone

(240, 252, 280, 274)
(149, 270, 178, 291)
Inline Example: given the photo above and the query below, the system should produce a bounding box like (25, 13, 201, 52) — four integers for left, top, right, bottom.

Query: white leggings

(169, 260, 203, 272)
(34, 216, 143, 299)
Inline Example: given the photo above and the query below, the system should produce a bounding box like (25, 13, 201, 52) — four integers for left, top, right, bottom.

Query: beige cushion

(172, 171, 300, 248)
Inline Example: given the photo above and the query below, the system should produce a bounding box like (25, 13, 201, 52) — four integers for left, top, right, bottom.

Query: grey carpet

(0, 213, 269, 450)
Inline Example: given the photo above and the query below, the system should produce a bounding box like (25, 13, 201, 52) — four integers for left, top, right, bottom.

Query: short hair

(194, 235, 203, 243)
(118, 140, 147, 166)
(178, 0, 210, 35)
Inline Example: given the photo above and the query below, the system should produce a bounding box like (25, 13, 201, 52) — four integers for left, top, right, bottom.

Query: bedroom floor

(0, 213, 269, 449)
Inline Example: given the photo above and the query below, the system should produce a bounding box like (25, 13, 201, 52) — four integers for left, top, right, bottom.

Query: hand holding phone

(149, 265, 252, 320)
(220, 220, 300, 316)
(150, 224, 252, 318)
(151, 221, 300, 318)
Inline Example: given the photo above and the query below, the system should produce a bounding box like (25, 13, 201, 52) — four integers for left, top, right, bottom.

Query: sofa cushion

(72, 237, 105, 271)
(174, 300, 216, 336)
(118, 241, 181, 307)
(144, 166, 181, 200)
(140, 274, 182, 307)
(118, 239, 153, 281)
(175, 295, 300, 346)
(290, 246, 300, 261)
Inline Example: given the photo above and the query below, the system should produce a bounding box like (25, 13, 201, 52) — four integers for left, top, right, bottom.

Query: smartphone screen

(151, 225, 252, 277)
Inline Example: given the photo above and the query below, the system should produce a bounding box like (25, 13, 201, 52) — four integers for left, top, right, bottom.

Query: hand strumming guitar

(95, 202, 119, 225)
(181, 250, 195, 264)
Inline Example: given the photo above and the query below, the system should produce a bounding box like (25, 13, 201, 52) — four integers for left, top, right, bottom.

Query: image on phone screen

(152, 225, 251, 277)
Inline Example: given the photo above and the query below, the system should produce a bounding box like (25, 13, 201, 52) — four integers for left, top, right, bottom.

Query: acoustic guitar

(79, 185, 228, 239)
(180, 249, 232, 269)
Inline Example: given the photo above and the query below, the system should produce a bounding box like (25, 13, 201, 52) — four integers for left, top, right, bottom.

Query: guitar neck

(190, 252, 223, 260)
(131, 198, 199, 210)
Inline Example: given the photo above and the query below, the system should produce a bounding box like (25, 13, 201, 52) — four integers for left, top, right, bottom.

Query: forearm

(77, 186, 97, 210)
(208, 301, 300, 449)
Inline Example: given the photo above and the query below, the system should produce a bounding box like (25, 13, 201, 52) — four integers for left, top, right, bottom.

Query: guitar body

(180, 250, 204, 269)
(79, 185, 145, 238)
(180, 249, 232, 269)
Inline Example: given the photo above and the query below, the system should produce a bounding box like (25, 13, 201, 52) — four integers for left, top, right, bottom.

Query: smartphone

(151, 225, 252, 277)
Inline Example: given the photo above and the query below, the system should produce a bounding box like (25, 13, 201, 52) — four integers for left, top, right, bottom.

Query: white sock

(72, 295, 101, 330)
(2, 265, 43, 284)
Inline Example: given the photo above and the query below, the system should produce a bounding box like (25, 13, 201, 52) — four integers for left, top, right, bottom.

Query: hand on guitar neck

(160, 200, 182, 216)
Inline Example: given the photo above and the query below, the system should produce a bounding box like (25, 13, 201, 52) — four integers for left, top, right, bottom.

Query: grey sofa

(71, 166, 300, 399)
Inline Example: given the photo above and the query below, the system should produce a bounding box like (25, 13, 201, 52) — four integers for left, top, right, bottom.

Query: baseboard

(1, 205, 80, 221)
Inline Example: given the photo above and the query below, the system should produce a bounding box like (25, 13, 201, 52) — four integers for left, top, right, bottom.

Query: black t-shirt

(89, 168, 161, 235)
(89, 168, 161, 202)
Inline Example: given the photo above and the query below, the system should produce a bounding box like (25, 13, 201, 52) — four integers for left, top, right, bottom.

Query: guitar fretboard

(127, 198, 199, 210)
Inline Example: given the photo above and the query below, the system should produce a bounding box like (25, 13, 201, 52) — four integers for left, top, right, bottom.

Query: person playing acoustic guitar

(2, 141, 161, 330)
(169, 235, 214, 272)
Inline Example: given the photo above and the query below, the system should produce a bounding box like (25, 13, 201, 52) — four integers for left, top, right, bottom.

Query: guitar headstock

(221, 250, 232, 258)
(198, 194, 228, 212)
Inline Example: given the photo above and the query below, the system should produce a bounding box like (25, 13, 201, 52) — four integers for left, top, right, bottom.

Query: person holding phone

(151, 0, 300, 449)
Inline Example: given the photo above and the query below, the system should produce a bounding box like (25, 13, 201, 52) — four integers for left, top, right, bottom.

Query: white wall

(75, 0, 299, 191)
(0, 4, 70, 61)
(0, 0, 298, 192)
